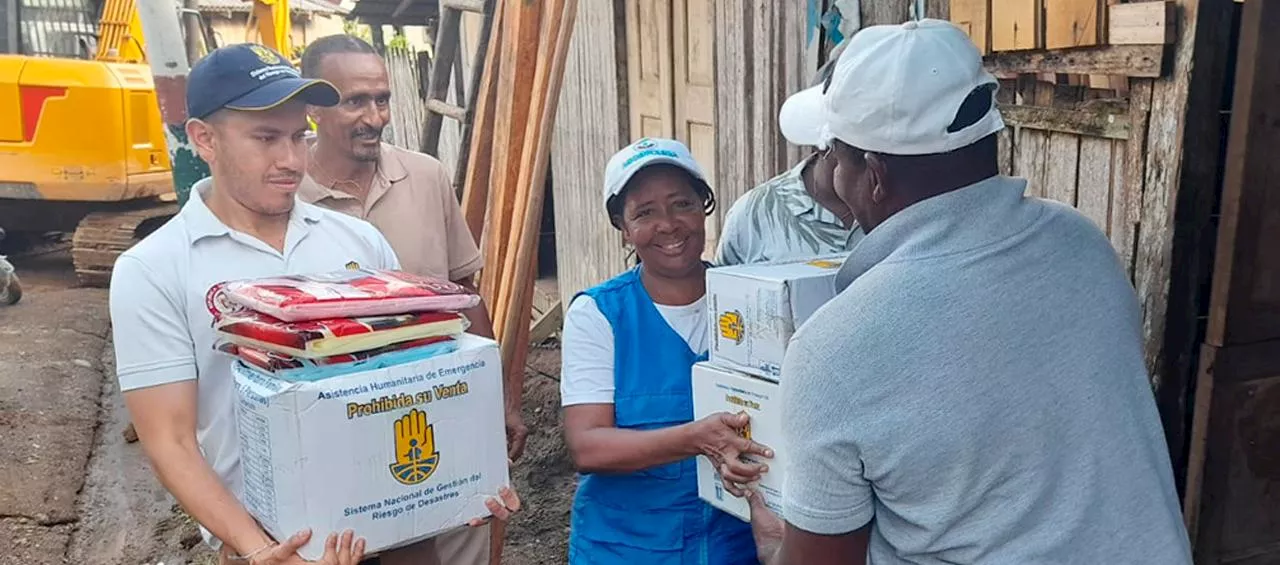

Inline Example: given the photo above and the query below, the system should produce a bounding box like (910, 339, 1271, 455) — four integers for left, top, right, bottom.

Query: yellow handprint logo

(719, 311, 745, 344)
(389, 408, 440, 486)
(806, 259, 843, 269)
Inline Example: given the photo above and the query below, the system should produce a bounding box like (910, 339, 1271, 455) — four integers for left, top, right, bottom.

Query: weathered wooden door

(1181, 0, 1280, 561)
(625, 0, 718, 257)
(626, 0, 674, 139)
(673, 0, 718, 255)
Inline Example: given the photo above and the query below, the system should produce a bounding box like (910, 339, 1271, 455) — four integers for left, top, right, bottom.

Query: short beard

(351, 127, 382, 162)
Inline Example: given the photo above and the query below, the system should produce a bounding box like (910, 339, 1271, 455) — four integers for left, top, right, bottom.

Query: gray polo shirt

(780, 175, 1192, 564)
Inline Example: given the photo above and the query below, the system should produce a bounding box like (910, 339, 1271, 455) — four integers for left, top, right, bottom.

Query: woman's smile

(653, 237, 689, 256)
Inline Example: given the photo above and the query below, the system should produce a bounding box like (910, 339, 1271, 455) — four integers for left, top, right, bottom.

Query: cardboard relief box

(691, 361, 787, 522)
(233, 333, 510, 560)
(707, 255, 844, 380)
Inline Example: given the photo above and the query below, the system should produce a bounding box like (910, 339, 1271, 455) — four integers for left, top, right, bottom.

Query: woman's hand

(686, 411, 774, 497)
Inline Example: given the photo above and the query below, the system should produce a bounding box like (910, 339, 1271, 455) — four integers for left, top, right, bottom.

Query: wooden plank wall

(1003, 77, 1135, 274)
(548, 0, 630, 308)
(434, 12, 485, 184)
(549, 0, 952, 306)
(714, 0, 827, 228)
(383, 47, 428, 154)
(551, 0, 828, 307)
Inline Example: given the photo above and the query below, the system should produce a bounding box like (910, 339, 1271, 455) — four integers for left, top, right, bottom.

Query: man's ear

(186, 118, 217, 165)
(865, 153, 890, 204)
(306, 105, 321, 125)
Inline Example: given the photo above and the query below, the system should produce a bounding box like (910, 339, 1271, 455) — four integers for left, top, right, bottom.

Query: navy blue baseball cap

(186, 43, 340, 120)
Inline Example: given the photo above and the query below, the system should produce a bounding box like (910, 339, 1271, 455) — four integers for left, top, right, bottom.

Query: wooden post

(136, 0, 211, 207)
(1132, 0, 1236, 494)
(183, 0, 203, 64)
(1, 0, 18, 54)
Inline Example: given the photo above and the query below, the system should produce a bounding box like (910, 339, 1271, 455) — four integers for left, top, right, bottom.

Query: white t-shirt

(108, 178, 399, 546)
(559, 294, 707, 406)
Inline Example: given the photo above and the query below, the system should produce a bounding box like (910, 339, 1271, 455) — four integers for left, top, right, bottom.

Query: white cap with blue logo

(602, 137, 708, 213)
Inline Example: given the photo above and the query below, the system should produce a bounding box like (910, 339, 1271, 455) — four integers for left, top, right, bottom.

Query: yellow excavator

(0, 0, 294, 287)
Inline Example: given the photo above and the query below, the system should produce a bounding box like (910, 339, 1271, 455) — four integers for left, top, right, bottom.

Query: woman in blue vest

(559, 137, 774, 564)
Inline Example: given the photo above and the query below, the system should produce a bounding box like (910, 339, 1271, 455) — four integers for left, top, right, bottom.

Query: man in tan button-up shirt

(297, 34, 527, 565)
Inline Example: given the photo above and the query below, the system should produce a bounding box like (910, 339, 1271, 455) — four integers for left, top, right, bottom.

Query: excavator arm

(94, 0, 146, 63)
(92, 0, 292, 63)
(250, 0, 293, 59)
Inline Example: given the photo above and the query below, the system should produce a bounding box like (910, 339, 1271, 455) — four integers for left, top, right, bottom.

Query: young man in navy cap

(108, 44, 518, 565)
(745, 19, 1191, 565)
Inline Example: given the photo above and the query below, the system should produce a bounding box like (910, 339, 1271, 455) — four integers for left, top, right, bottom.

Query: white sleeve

(780, 328, 875, 535)
(109, 255, 198, 391)
(367, 224, 401, 270)
(559, 295, 616, 406)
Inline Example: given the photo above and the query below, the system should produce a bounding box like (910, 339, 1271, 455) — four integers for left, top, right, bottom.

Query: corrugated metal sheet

(348, 0, 438, 26)
(197, 0, 347, 16)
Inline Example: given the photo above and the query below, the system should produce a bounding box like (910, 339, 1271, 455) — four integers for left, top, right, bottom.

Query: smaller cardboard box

(692, 362, 786, 522)
(233, 333, 510, 560)
(707, 255, 843, 380)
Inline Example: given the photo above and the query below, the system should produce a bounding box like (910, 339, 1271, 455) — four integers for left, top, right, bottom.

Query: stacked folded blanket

(207, 269, 480, 382)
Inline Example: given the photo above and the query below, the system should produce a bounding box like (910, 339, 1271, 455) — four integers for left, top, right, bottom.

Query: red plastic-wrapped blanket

(209, 269, 480, 322)
(213, 310, 468, 358)
(218, 336, 458, 381)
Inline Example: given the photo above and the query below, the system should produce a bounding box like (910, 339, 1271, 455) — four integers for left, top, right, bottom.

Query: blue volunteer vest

(567, 266, 757, 565)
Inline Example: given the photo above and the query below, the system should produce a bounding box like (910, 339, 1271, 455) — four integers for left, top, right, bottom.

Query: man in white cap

(745, 19, 1192, 565)
(715, 40, 862, 266)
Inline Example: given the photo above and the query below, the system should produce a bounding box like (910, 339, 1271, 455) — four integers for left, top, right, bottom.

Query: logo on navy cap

(186, 43, 340, 121)
(248, 44, 282, 64)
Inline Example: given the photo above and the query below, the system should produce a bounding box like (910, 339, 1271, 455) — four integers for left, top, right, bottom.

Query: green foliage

(342, 19, 373, 43)
(387, 32, 410, 52)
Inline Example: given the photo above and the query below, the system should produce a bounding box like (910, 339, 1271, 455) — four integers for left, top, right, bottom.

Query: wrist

(678, 420, 704, 459)
(227, 539, 276, 564)
(759, 542, 782, 565)
(229, 531, 275, 562)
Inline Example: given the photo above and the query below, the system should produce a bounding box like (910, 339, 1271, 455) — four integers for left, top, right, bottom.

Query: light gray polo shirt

(780, 175, 1192, 564)
(109, 177, 399, 547)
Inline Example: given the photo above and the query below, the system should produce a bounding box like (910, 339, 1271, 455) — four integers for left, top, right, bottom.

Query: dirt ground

(0, 251, 574, 564)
